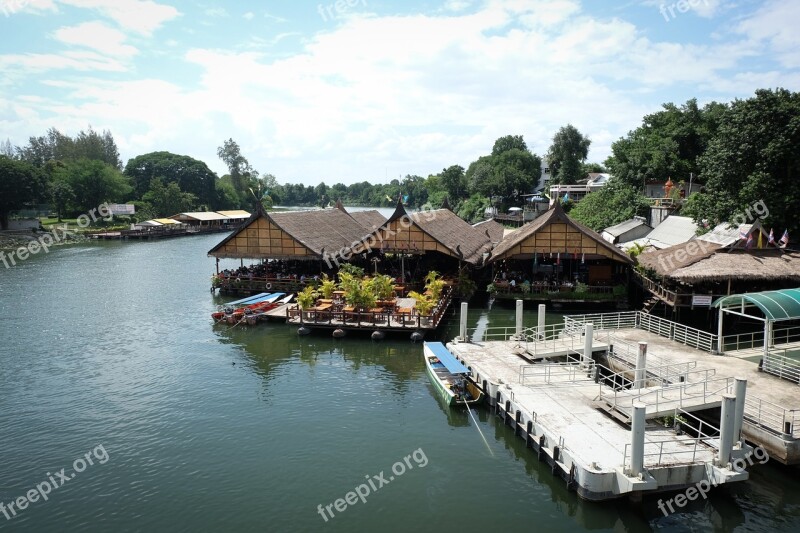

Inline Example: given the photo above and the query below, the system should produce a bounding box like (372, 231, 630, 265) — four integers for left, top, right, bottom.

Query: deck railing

(762, 352, 800, 384)
(722, 325, 800, 352)
(518, 360, 595, 385)
(622, 435, 713, 472)
(564, 311, 718, 353)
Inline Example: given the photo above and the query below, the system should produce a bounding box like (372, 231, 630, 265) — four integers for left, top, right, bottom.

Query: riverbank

(0, 228, 85, 252)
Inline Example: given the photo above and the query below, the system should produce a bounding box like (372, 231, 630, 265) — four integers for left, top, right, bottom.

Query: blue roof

(712, 288, 800, 322)
(425, 342, 470, 374)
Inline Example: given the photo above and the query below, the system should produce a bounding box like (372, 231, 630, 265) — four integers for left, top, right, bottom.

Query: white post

(717, 308, 724, 355)
(583, 323, 593, 366)
(459, 302, 468, 342)
(635, 342, 647, 390)
(515, 299, 523, 339)
(763, 320, 769, 358)
(537, 304, 546, 340)
(717, 393, 736, 467)
(733, 378, 747, 445)
(630, 402, 646, 477)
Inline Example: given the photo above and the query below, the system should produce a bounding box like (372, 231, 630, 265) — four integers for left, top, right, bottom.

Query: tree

(568, 178, 649, 231)
(124, 151, 218, 207)
(605, 99, 726, 190)
(492, 135, 528, 156)
(142, 177, 198, 217)
(439, 165, 467, 202)
(17, 126, 121, 169)
(217, 138, 258, 202)
(547, 124, 591, 185)
(0, 156, 44, 229)
(0, 138, 14, 158)
(49, 180, 75, 222)
(688, 88, 800, 234)
(60, 158, 132, 214)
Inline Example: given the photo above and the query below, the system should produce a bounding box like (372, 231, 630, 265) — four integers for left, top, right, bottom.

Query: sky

(0, 0, 798, 185)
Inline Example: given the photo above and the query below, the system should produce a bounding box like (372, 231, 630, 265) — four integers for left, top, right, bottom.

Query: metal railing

(519, 360, 595, 385)
(723, 325, 800, 352)
(743, 395, 800, 438)
(564, 311, 718, 353)
(622, 435, 713, 471)
(762, 352, 800, 384)
(599, 374, 730, 413)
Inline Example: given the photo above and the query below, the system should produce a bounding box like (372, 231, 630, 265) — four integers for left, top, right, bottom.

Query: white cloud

(57, 0, 180, 35)
(53, 21, 138, 58)
(243, 11, 254, 21)
(735, 0, 800, 68)
(204, 7, 227, 18)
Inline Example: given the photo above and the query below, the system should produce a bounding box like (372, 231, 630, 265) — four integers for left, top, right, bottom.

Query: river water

(0, 234, 798, 532)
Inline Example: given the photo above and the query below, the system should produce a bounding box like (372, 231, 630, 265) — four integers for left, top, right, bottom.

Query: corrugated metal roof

(698, 222, 753, 246)
(172, 212, 227, 221)
(216, 210, 251, 219)
(645, 216, 698, 248)
(603, 218, 650, 237)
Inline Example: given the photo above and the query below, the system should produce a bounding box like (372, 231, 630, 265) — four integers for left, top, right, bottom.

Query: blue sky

(1, 0, 798, 184)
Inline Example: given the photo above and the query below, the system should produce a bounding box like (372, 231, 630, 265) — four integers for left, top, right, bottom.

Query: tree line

(1, 87, 796, 235)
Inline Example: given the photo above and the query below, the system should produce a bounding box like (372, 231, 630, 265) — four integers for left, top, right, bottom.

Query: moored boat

(423, 342, 484, 407)
(244, 294, 294, 325)
(212, 293, 285, 323)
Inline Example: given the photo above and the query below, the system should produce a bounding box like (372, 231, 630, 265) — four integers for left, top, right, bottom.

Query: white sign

(692, 295, 713, 307)
(107, 204, 136, 215)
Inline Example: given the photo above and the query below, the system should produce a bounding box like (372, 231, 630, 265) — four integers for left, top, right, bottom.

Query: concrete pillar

(635, 342, 647, 390)
(583, 323, 593, 366)
(515, 300, 523, 339)
(537, 304, 546, 340)
(763, 320, 769, 358)
(630, 402, 646, 476)
(459, 302, 468, 342)
(733, 378, 747, 445)
(718, 393, 736, 467)
(717, 309, 724, 355)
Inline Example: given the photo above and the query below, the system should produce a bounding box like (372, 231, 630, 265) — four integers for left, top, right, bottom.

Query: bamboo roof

(472, 219, 505, 245)
(355, 201, 492, 265)
(350, 210, 387, 233)
(208, 206, 372, 260)
(671, 251, 800, 282)
(488, 202, 633, 264)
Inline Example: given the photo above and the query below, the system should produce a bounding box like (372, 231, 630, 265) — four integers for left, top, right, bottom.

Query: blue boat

(423, 342, 484, 407)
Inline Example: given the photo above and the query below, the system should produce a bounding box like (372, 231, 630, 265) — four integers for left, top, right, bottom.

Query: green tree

(217, 138, 258, 204)
(0, 156, 44, 229)
(142, 177, 198, 217)
(492, 135, 528, 156)
(124, 152, 218, 207)
(61, 158, 132, 214)
(689, 88, 800, 233)
(439, 165, 467, 202)
(18, 126, 121, 169)
(547, 124, 591, 185)
(49, 180, 75, 222)
(605, 99, 726, 190)
(568, 178, 649, 231)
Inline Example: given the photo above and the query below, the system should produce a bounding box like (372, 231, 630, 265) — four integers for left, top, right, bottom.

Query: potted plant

(297, 285, 318, 321)
(520, 280, 531, 295)
(409, 291, 435, 325)
(320, 274, 336, 300)
(454, 268, 477, 301)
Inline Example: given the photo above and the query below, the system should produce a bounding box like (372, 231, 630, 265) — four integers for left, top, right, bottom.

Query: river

(0, 233, 798, 532)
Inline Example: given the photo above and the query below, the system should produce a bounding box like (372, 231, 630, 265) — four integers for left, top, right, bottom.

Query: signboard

(107, 204, 136, 215)
(692, 295, 713, 307)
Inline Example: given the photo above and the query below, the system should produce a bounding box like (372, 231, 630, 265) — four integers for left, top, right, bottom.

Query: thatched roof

(355, 201, 491, 265)
(208, 206, 372, 260)
(637, 240, 722, 276)
(472, 219, 505, 245)
(671, 251, 800, 282)
(350, 210, 386, 233)
(488, 202, 632, 264)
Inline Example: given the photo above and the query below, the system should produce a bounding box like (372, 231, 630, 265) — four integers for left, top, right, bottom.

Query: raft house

(485, 202, 633, 307)
(207, 200, 499, 338)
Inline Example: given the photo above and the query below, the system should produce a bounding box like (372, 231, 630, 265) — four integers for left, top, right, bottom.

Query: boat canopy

(425, 342, 470, 374)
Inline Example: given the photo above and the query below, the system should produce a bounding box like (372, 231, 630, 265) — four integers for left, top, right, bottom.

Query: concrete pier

(448, 333, 750, 501)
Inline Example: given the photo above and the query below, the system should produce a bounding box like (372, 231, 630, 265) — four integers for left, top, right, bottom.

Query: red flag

(556, 252, 561, 265)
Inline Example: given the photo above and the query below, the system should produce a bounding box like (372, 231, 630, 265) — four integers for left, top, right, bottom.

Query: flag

(556, 252, 561, 265)
(581, 253, 585, 264)
(562, 193, 570, 203)
(385, 194, 393, 202)
(739, 228, 747, 240)
(769, 228, 775, 244)
(533, 252, 538, 265)
(573, 250, 578, 260)
(780, 229, 789, 248)
(746, 232, 753, 249)
(758, 231, 763, 249)
(402, 194, 409, 203)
